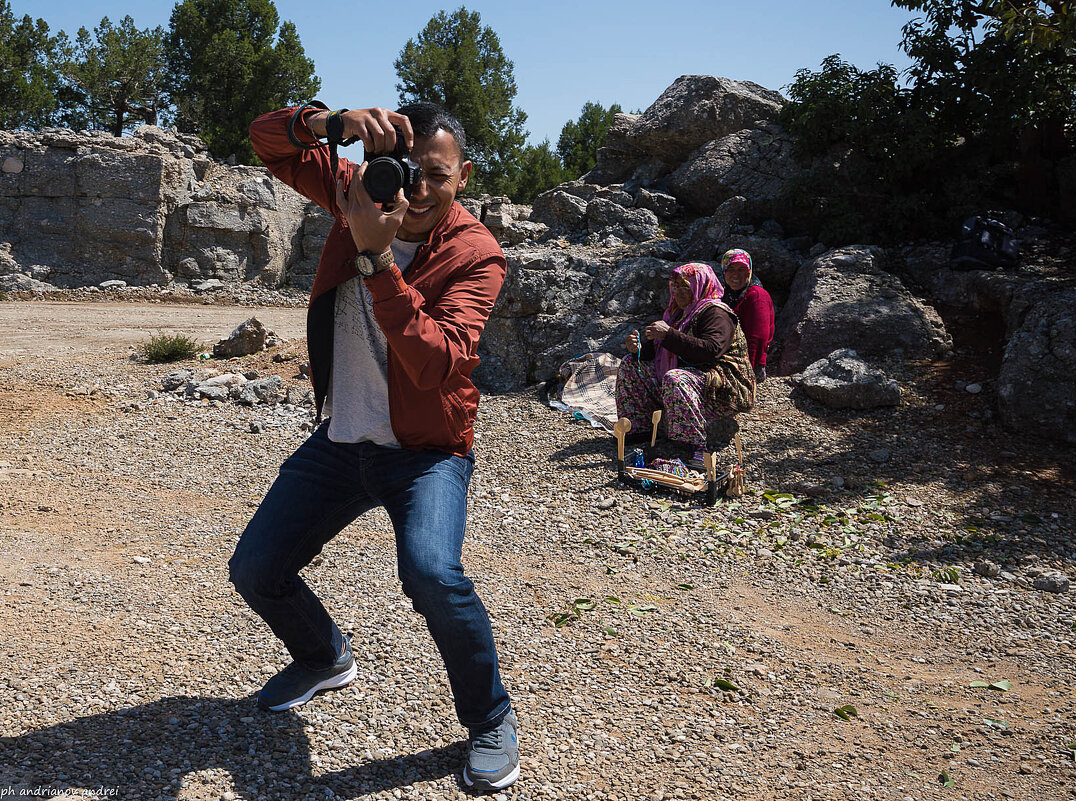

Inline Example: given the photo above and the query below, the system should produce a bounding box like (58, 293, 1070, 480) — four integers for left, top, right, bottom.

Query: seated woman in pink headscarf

(616, 262, 756, 450)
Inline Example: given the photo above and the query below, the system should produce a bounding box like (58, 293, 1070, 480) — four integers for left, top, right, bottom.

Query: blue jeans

(228, 423, 511, 730)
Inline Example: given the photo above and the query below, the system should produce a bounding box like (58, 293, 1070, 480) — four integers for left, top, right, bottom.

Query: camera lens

(363, 156, 405, 203)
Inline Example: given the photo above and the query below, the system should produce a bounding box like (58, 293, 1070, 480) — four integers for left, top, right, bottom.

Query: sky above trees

(31, 0, 918, 148)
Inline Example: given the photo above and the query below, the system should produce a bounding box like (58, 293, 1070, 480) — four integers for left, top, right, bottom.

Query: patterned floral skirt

(615, 328, 755, 448)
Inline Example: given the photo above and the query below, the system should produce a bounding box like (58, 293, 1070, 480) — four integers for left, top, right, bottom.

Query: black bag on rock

(949, 216, 1019, 271)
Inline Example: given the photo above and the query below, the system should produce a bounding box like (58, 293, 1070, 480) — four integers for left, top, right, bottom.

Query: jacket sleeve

(365, 250, 507, 391)
(661, 305, 735, 365)
(249, 106, 353, 216)
(735, 287, 775, 369)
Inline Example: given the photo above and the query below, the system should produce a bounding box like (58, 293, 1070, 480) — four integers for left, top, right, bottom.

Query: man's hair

(397, 102, 467, 160)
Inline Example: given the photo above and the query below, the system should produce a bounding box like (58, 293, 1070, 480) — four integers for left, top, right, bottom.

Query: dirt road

(0, 300, 307, 358)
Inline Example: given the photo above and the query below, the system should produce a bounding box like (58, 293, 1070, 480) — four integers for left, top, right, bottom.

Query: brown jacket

(250, 107, 506, 456)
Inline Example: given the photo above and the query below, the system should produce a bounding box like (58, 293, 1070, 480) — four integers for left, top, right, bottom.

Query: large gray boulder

(775, 246, 951, 374)
(530, 189, 590, 231)
(666, 123, 798, 214)
(620, 76, 785, 165)
(997, 288, 1076, 444)
(792, 349, 901, 409)
(586, 198, 660, 242)
(475, 249, 679, 389)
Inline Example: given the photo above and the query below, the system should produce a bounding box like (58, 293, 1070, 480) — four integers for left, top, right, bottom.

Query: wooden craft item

(625, 466, 706, 492)
(613, 417, 631, 463)
(650, 409, 662, 448)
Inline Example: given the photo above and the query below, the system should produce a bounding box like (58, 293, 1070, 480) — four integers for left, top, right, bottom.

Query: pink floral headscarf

(653, 262, 724, 379)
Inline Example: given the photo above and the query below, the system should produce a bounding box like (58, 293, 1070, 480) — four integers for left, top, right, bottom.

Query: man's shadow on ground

(0, 695, 474, 799)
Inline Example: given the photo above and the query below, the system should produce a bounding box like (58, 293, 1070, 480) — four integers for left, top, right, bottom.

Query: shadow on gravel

(0, 695, 467, 799)
(547, 433, 616, 470)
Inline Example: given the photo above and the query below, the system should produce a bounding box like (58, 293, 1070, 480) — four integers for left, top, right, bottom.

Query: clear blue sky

(28, 0, 918, 147)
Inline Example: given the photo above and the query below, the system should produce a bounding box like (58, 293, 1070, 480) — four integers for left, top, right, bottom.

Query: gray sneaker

(257, 639, 356, 712)
(463, 709, 519, 790)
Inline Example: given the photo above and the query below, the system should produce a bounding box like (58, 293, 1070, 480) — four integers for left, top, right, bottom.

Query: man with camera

(229, 102, 518, 790)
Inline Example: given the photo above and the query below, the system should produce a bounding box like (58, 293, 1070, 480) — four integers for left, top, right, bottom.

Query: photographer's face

(397, 130, 472, 242)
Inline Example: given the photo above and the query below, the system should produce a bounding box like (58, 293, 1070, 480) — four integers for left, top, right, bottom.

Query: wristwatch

(354, 249, 394, 277)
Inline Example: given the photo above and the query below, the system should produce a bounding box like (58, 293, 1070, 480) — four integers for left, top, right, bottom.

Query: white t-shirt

(324, 238, 422, 445)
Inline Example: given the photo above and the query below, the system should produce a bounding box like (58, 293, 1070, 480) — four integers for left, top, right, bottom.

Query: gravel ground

(0, 299, 1074, 801)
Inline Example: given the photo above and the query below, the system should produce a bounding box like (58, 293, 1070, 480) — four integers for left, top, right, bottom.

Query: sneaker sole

(258, 661, 357, 712)
(462, 762, 520, 790)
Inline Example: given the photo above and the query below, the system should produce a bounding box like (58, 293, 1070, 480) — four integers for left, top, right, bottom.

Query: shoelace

(470, 725, 503, 751)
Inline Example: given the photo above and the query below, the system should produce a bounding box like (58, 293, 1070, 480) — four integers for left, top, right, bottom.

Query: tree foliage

(56, 16, 169, 136)
(395, 7, 528, 197)
(166, 0, 319, 163)
(557, 101, 622, 180)
(514, 140, 567, 204)
(778, 0, 1075, 243)
(0, 1, 60, 129)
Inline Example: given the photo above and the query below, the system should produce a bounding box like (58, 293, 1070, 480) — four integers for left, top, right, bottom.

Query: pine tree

(166, 0, 320, 163)
(56, 16, 169, 136)
(557, 101, 623, 180)
(395, 7, 528, 196)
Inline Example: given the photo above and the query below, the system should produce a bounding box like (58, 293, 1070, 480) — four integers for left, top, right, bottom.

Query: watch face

(354, 253, 376, 277)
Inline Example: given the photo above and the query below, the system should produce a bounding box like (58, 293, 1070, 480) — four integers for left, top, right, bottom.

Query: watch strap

(369, 249, 395, 273)
(356, 249, 394, 277)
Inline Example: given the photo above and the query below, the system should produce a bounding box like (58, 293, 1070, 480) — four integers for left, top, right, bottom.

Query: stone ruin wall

(0, 126, 322, 290)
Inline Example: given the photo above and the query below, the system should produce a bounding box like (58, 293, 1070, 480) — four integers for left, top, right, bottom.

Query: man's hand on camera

(335, 161, 408, 255)
(308, 107, 414, 153)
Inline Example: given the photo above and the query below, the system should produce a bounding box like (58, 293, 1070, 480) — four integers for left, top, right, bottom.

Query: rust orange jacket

(250, 107, 506, 456)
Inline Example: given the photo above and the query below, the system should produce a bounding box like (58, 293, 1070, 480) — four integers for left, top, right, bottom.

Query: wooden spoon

(650, 409, 662, 448)
(703, 451, 716, 483)
(613, 417, 631, 463)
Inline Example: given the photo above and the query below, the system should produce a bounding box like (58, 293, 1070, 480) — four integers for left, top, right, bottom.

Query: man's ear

(457, 160, 473, 192)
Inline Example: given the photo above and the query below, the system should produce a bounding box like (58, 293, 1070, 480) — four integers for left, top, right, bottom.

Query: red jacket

(730, 284, 775, 370)
(250, 107, 506, 456)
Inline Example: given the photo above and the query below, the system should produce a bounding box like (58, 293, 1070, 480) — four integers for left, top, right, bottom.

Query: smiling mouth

(407, 205, 433, 217)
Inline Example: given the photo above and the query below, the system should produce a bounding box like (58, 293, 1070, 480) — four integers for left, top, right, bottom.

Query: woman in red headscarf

(616, 262, 755, 450)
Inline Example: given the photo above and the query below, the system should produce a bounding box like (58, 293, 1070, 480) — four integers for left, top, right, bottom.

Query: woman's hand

(645, 320, 671, 340)
(625, 330, 641, 353)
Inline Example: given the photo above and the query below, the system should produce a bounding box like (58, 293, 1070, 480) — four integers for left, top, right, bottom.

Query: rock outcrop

(997, 289, 1076, 444)
(775, 247, 952, 373)
(0, 125, 314, 288)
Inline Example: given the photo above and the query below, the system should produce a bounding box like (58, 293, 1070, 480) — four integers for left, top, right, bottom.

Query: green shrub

(137, 331, 202, 363)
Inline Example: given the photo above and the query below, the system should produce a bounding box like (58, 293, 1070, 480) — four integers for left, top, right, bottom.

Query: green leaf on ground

(833, 705, 858, 721)
(676, 583, 694, 590)
(603, 596, 621, 605)
(628, 604, 658, 617)
(939, 768, 955, 788)
(983, 718, 1008, 729)
(932, 566, 961, 583)
(950, 743, 961, 753)
(572, 598, 596, 611)
(969, 681, 990, 688)
(988, 680, 1012, 692)
(550, 611, 574, 628)
(712, 678, 740, 692)
(602, 625, 617, 637)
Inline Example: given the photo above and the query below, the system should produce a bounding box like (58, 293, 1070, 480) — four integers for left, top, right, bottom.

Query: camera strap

(287, 101, 359, 175)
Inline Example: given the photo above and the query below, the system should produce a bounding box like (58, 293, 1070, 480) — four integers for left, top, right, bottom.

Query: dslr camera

(363, 126, 422, 203)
